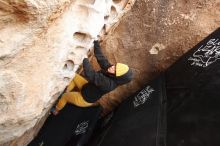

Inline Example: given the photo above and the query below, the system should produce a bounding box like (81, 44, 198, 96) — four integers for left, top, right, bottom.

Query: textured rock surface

(0, 0, 135, 145)
(96, 0, 220, 114)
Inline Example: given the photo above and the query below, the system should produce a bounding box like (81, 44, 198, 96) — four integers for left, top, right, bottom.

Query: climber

(52, 40, 133, 115)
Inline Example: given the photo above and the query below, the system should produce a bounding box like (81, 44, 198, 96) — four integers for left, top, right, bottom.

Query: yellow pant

(56, 74, 93, 111)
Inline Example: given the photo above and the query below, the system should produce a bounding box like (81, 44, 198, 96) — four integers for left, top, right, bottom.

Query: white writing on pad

(133, 86, 155, 108)
(188, 38, 220, 67)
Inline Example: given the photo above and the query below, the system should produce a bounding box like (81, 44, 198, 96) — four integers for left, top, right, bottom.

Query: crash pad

(29, 105, 101, 146)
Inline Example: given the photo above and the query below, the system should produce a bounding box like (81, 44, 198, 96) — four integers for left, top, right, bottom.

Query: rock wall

(96, 0, 220, 114)
(0, 0, 135, 145)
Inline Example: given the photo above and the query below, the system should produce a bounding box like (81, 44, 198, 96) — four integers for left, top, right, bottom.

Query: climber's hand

(52, 108, 59, 116)
(94, 40, 101, 50)
(50, 107, 59, 116)
(93, 40, 99, 46)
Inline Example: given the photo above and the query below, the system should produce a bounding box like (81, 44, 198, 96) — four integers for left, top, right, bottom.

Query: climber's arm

(94, 41, 112, 70)
(83, 58, 115, 91)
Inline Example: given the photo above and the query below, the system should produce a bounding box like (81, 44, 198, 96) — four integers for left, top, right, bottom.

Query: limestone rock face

(97, 0, 220, 114)
(0, 0, 135, 144)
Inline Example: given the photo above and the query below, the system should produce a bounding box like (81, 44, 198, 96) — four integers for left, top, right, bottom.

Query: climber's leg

(73, 74, 88, 90)
(66, 77, 76, 92)
(56, 92, 93, 111)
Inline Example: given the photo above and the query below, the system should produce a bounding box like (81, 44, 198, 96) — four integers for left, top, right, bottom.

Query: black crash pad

(166, 28, 220, 146)
(89, 75, 166, 146)
(89, 28, 220, 146)
(29, 105, 101, 146)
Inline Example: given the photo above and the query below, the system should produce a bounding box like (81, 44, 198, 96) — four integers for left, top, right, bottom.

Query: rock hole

(112, 0, 122, 4)
(69, 47, 87, 65)
(110, 6, 117, 18)
(104, 15, 109, 20)
(70, 51, 75, 55)
(73, 32, 91, 44)
(75, 46, 85, 50)
(74, 46, 88, 55)
(63, 60, 74, 71)
(64, 77, 71, 82)
(101, 24, 107, 35)
(73, 32, 87, 41)
(0, 93, 4, 99)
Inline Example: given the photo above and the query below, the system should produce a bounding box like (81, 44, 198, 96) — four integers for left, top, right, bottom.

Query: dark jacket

(81, 42, 132, 103)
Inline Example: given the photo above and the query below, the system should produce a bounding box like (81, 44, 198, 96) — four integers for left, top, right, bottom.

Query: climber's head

(107, 63, 133, 85)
